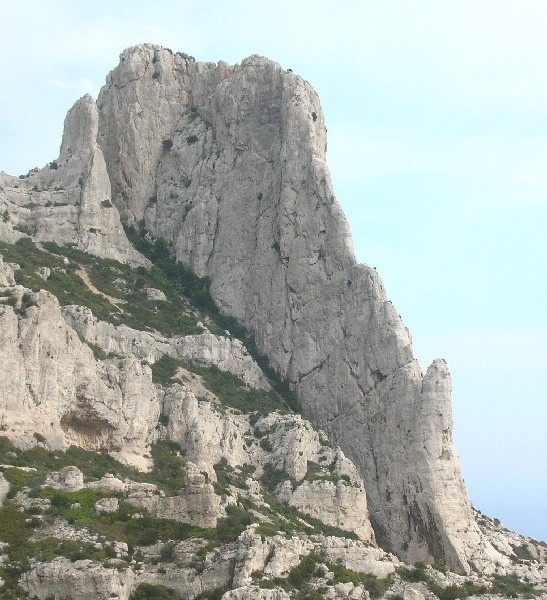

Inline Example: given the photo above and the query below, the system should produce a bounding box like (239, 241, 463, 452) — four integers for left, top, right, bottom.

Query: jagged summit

(1, 44, 543, 599)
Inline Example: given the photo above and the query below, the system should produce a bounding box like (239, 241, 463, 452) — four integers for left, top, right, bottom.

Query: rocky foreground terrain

(0, 44, 545, 599)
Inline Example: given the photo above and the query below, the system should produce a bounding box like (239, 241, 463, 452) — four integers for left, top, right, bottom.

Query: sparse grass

(491, 574, 543, 598)
(327, 562, 392, 598)
(212, 458, 254, 495)
(511, 543, 535, 562)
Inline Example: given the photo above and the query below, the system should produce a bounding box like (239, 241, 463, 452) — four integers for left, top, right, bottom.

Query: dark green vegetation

(0, 237, 200, 336)
(304, 460, 352, 485)
(0, 437, 185, 498)
(124, 224, 301, 413)
(212, 458, 255, 495)
(130, 583, 178, 600)
(398, 562, 542, 600)
(511, 543, 536, 563)
(257, 552, 391, 599)
(491, 574, 543, 598)
(151, 354, 289, 414)
(0, 232, 301, 414)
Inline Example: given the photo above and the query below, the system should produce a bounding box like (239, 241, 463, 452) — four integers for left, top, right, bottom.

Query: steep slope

(92, 44, 485, 571)
(0, 246, 545, 599)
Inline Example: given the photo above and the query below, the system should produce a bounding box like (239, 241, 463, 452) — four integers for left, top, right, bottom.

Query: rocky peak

(59, 94, 99, 161)
(0, 44, 527, 584)
(92, 44, 485, 570)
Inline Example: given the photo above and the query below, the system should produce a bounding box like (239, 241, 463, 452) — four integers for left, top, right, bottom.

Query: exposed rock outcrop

(0, 43, 529, 580)
(0, 288, 160, 468)
(0, 95, 146, 266)
(62, 304, 270, 390)
(90, 44, 487, 570)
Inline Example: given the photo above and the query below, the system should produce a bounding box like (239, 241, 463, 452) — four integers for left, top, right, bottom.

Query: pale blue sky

(1, 0, 545, 541)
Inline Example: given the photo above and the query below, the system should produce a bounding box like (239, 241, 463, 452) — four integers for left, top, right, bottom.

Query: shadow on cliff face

(60, 404, 119, 453)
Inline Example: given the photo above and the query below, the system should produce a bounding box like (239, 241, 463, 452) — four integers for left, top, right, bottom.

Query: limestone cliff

(0, 95, 145, 266)
(0, 42, 519, 578)
(91, 44, 483, 570)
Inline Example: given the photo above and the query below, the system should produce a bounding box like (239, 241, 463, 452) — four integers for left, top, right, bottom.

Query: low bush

(130, 583, 177, 600)
(491, 574, 543, 598)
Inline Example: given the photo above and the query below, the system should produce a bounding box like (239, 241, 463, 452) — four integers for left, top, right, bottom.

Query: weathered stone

(62, 304, 270, 390)
(130, 462, 222, 528)
(0, 255, 17, 286)
(95, 497, 119, 514)
(20, 557, 134, 600)
(0, 289, 160, 469)
(0, 43, 536, 583)
(35, 266, 50, 280)
(91, 44, 487, 569)
(0, 96, 147, 267)
(43, 466, 84, 491)
(0, 473, 9, 506)
(223, 587, 290, 599)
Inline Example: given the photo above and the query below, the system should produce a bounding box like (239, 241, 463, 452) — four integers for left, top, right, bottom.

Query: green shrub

(216, 504, 253, 543)
(287, 552, 319, 587)
(123, 225, 302, 413)
(491, 574, 543, 598)
(130, 583, 178, 599)
(149, 440, 186, 495)
(194, 585, 231, 600)
(260, 438, 273, 452)
(151, 354, 181, 385)
(398, 563, 429, 583)
(328, 563, 391, 598)
(261, 464, 294, 493)
(511, 543, 535, 562)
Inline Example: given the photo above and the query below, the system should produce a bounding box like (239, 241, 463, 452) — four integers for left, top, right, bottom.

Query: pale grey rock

(324, 582, 368, 599)
(0, 96, 147, 267)
(0, 473, 9, 506)
(0, 44, 528, 581)
(162, 385, 252, 477)
(145, 287, 167, 301)
(95, 497, 119, 514)
(42, 466, 84, 491)
(131, 461, 222, 528)
(35, 266, 50, 280)
(21, 557, 135, 600)
(0, 255, 17, 286)
(232, 527, 312, 588)
(62, 304, 270, 390)
(253, 413, 375, 542)
(0, 288, 160, 469)
(91, 44, 487, 569)
(278, 479, 373, 542)
(319, 537, 401, 578)
(87, 473, 128, 493)
(223, 587, 290, 600)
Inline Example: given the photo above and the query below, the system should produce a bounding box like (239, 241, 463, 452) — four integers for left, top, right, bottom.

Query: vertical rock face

(92, 44, 485, 570)
(0, 289, 160, 469)
(0, 94, 146, 266)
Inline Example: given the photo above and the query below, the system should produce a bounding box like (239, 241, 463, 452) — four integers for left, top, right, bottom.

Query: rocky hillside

(0, 239, 545, 599)
(0, 44, 545, 599)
